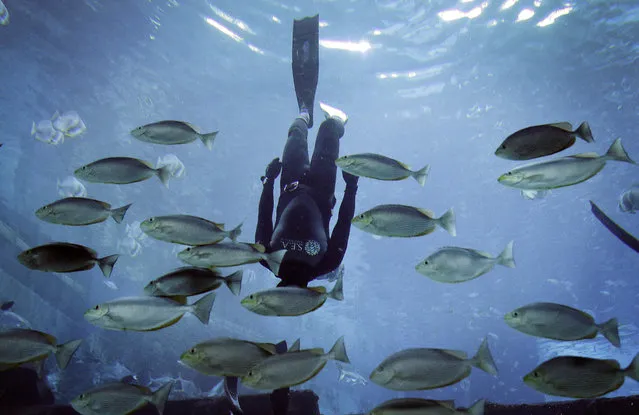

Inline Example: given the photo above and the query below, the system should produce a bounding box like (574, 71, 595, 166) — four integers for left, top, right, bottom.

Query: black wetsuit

(255, 117, 357, 287)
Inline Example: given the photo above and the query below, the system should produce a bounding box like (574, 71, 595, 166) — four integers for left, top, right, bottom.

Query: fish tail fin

(31, 121, 36, 136)
(191, 292, 215, 324)
(497, 240, 516, 268)
(97, 254, 119, 278)
(264, 249, 287, 276)
(54, 339, 82, 370)
(327, 336, 350, 364)
(227, 222, 243, 242)
(156, 165, 172, 188)
(149, 380, 174, 415)
(437, 208, 457, 237)
(575, 121, 595, 143)
(471, 337, 498, 376)
(200, 131, 218, 150)
(605, 138, 635, 164)
(412, 164, 430, 186)
(624, 353, 639, 382)
(597, 317, 621, 348)
(110, 203, 133, 224)
(224, 270, 243, 296)
(289, 338, 301, 352)
(328, 271, 344, 301)
(467, 399, 486, 415)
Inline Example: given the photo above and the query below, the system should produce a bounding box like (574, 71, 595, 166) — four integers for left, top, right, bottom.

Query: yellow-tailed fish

(335, 153, 430, 186)
(505, 302, 620, 347)
(415, 241, 515, 283)
(0, 329, 82, 372)
(495, 122, 594, 160)
(35, 197, 132, 226)
(352, 204, 456, 238)
(71, 380, 174, 415)
(145, 267, 243, 297)
(369, 337, 497, 391)
(241, 336, 350, 390)
(498, 138, 635, 191)
(130, 120, 218, 150)
(17, 242, 119, 278)
(74, 157, 172, 187)
(177, 242, 286, 275)
(524, 354, 639, 398)
(84, 293, 215, 331)
(140, 214, 241, 245)
(619, 186, 639, 214)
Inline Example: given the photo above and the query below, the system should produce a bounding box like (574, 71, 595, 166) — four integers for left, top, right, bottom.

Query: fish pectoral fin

(148, 315, 184, 331)
(308, 286, 327, 294)
(474, 250, 494, 258)
(547, 122, 573, 131)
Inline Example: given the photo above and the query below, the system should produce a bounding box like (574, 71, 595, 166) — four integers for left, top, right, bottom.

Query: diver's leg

(292, 15, 319, 128)
(270, 341, 290, 415)
(308, 104, 347, 229)
(280, 118, 310, 194)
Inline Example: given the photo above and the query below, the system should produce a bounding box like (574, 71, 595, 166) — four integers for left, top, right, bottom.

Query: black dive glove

(342, 170, 359, 188)
(261, 157, 282, 185)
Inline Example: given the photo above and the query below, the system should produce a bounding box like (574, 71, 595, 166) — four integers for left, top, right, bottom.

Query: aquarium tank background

(0, 0, 638, 414)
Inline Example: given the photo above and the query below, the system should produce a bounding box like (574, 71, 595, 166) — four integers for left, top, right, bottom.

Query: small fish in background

(336, 362, 368, 386)
(521, 189, 550, 200)
(31, 120, 64, 145)
(523, 354, 639, 398)
(140, 215, 242, 246)
(369, 398, 485, 415)
(0, 329, 82, 373)
(352, 204, 456, 238)
(145, 267, 243, 297)
(495, 121, 594, 160)
(71, 380, 174, 415)
(35, 197, 132, 226)
(619, 185, 639, 214)
(51, 111, 87, 138)
(117, 236, 142, 257)
(156, 153, 186, 179)
(74, 157, 172, 187)
(0, 301, 32, 330)
(0, 0, 9, 26)
(57, 176, 87, 198)
(130, 120, 218, 150)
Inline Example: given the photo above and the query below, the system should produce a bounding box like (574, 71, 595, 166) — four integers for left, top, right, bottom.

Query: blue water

(0, 0, 638, 413)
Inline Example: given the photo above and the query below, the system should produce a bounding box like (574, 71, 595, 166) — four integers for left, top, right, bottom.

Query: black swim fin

(292, 15, 319, 128)
(270, 340, 290, 415)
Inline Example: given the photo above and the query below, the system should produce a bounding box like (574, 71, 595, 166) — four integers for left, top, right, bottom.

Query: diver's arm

(315, 182, 357, 275)
(255, 179, 275, 249)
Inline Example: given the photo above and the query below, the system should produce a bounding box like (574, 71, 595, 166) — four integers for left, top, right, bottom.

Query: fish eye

(248, 371, 253, 377)
(149, 218, 154, 222)
(512, 311, 519, 317)
(190, 348, 196, 354)
(423, 260, 428, 265)
(94, 305, 99, 310)
(501, 144, 506, 149)
(532, 371, 540, 378)
(249, 295, 254, 300)
(185, 247, 191, 252)
(79, 394, 85, 399)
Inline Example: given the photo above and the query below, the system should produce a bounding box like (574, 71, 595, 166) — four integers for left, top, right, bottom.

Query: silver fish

(335, 153, 430, 185)
(71, 380, 174, 415)
(524, 354, 639, 398)
(178, 242, 286, 276)
(74, 157, 172, 187)
(131, 120, 218, 150)
(504, 302, 620, 347)
(240, 274, 343, 316)
(369, 338, 497, 391)
(495, 122, 594, 160)
(84, 293, 215, 331)
(35, 197, 132, 226)
(17, 242, 119, 278)
(415, 241, 515, 283)
(51, 111, 87, 138)
(498, 138, 635, 191)
(180, 338, 278, 377)
(0, 329, 82, 371)
(144, 268, 243, 297)
(352, 204, 456, 238)
(369, 398, 485, 415)
(140, 215, 241, 245)
(241, 336, 350, 390)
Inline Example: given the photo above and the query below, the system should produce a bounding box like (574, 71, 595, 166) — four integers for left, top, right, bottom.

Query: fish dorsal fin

(309, 286, 327, 294)
(139, 159, 154, 168)
(416, 208, 435, 218)
(474, 250, 493, 258)
(250, 243, 266, 253)
(442, 349, 467, 360)
(184, 122, 200, 133)
(308, 348, 325, 356)
(214, 222, 225, 231)
(570, 152, 599, 159)
(548, 122, 573, 131)
(289, 338, 301, 352)
(255, 342, 277, 354)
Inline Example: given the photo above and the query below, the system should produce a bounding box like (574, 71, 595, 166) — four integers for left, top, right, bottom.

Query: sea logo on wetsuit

(305, 240, 320, 256)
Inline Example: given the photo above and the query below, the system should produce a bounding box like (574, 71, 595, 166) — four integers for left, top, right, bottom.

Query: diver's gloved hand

(261, 157, 282, 184)
(342, 170, 359, 188)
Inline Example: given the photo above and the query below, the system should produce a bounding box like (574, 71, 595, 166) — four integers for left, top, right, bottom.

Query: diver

(255, 14, 359, 290)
